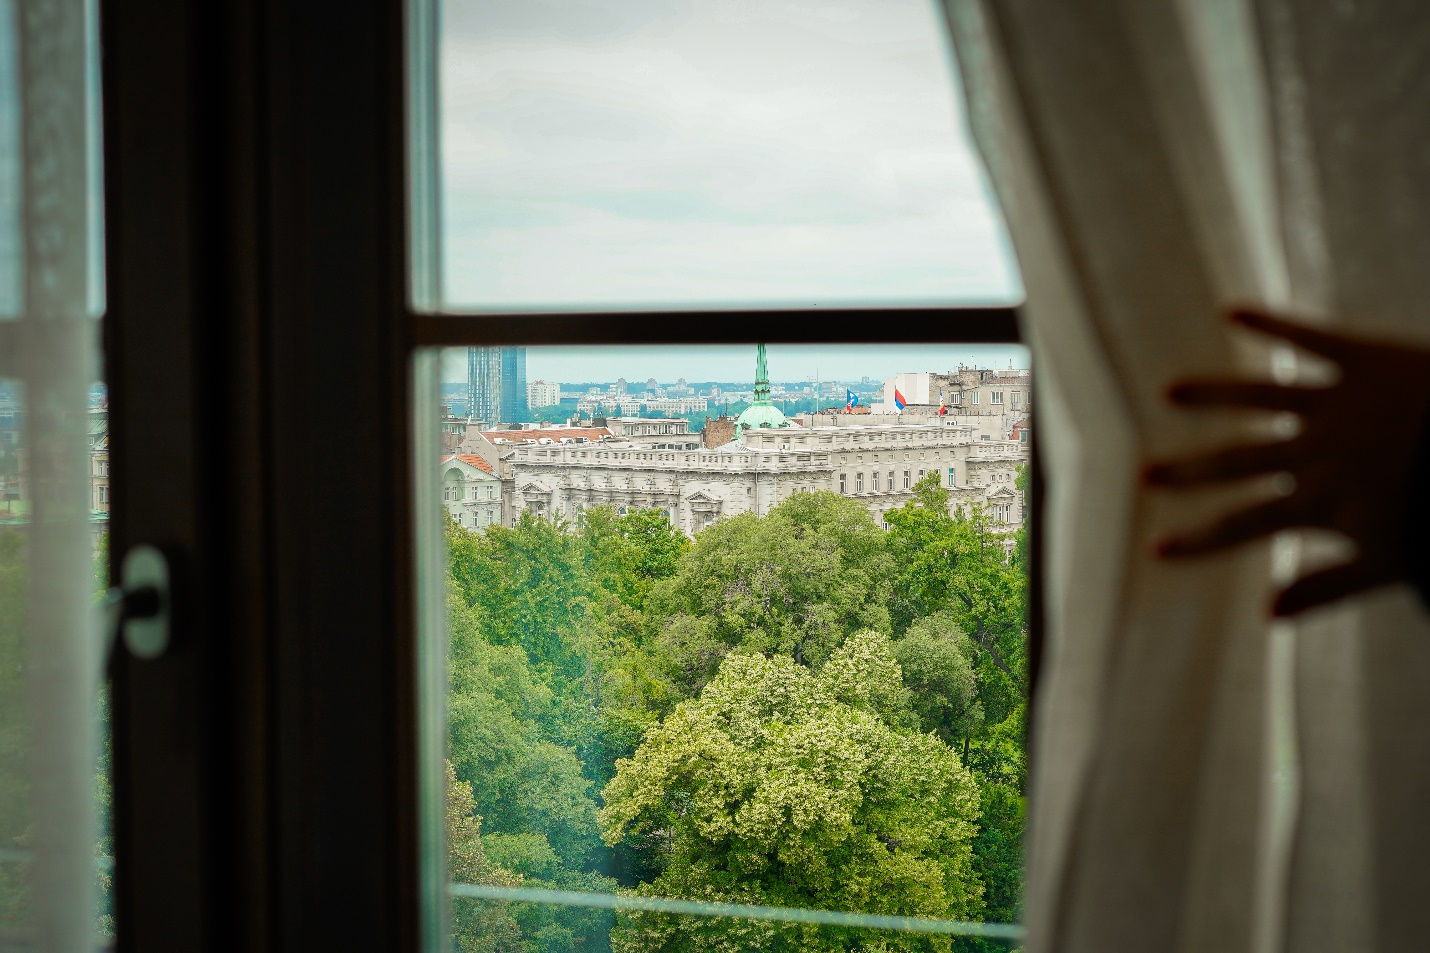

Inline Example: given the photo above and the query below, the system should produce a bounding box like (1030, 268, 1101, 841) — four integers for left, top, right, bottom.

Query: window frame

(97, 0, 1041, 949)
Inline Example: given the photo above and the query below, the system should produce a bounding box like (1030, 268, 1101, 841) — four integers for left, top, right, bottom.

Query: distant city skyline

(440, 343, 1029, 385)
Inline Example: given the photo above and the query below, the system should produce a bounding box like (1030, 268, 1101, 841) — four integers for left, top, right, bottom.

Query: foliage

(886, 475, 1026, 725)
(599, 635, 982, 952)
(892, 613, 983, 745)
(645, 491, 893, 688)
(447, 760, 525, 953)
(445, 481, 1030, 952)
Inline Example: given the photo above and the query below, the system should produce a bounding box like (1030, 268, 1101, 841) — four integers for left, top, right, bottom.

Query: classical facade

(493, 348, 1030, 538)
(440, 454, 504, 530)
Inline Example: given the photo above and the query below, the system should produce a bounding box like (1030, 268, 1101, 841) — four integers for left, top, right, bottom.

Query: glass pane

(447, 896, 1023, 951)
(426, 342, 1031, 950)
(0, 0, 22, 319)
(434, 0, 1021, 311)
(0, 380, 113, 947)
(1, 0, 112, 946)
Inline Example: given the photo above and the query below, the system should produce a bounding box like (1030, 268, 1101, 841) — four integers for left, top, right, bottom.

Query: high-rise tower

(467, 345, 528, 423)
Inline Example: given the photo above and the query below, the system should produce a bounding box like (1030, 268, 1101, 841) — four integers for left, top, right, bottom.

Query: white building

(504, 419, 1026, 537)
(527, 380, 561, 408)
(466, 349, 1029, 541)
(441, 454, 504, 530)
(873, 367, 1031, 441)
(601, 417, 703, 449)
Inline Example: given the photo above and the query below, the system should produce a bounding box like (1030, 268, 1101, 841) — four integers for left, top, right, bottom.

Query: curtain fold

(943, 0, 1430, 949)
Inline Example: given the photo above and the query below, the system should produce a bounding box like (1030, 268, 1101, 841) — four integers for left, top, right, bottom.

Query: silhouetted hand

(1144, 308, 1430, 616)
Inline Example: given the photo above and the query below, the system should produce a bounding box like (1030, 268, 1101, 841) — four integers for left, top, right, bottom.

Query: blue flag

(845, 389, 859, 410)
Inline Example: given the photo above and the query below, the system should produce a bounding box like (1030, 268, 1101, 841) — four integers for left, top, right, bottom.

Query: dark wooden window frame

(100, 1, 1038, 951)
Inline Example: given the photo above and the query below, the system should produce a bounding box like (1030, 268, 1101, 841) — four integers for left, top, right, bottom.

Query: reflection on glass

(0, 0, 22, 319)
(0, 380, 113, 945)
(438, 343, 1030, 951)
(438, 0, 1021, 310)
(447, 897, 1023, 952)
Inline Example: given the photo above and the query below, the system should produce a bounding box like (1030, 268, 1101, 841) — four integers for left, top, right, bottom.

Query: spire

(734, 342, 790, 437)
(753, 342, 771, 403)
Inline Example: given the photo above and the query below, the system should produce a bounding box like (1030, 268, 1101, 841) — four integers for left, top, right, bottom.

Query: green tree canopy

(599, 633, 983, 952)
(646, 491, 893, 690)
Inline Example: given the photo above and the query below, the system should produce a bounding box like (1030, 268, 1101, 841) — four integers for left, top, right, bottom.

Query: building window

(872, 471, 880, 492)
(903, 470, 911, 489)
(839, 473, 846, 494)
(856, 472, 863, 493)
(971, 392, 979, 404)
(1011, 391, 1021, 408)
(948, 467, 955, 486)
(887, 470, 894, 493)
(992, 391, 1004, 405)
(98, 485, 109, 504)
(1020, 430, 1028, 443)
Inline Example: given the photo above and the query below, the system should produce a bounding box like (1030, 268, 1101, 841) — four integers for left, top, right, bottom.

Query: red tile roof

(440, 453, 494, 473)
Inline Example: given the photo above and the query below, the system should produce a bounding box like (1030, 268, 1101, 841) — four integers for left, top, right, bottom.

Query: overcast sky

(438, 0, 1022, 382)
(440, 343, 1029, 386)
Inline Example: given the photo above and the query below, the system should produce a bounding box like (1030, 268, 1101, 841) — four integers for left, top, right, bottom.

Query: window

(948, 466, 956, 486)
(972, 391, 980, 404)
(1011, 390, 1021, 408)
(418, 3, 1032, 950)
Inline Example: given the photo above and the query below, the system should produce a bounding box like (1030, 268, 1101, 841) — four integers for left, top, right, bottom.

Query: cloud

(438, 0, 1022, 310)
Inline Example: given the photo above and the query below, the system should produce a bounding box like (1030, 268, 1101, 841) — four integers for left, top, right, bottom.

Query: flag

(938, 389, 947, 416)
(845, 389, 859, 411)
(893, 388, 907, 410)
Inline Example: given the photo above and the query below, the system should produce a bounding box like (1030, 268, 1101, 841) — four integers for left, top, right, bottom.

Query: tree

(892, 613, 983, 746)
(885, 475, 1026, 723)
(599, 633, 983, 953)
(884, 476, 1029, 939)
(448, 591, 602, 872)
(645, 491, 893, 689)
(447, 761, 525, 953)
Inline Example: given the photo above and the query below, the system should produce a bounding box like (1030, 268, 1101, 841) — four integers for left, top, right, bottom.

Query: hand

(1143, 307, 1430, 616)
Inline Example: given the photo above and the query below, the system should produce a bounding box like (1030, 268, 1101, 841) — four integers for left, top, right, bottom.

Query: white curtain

(942, 1, 1430, 950)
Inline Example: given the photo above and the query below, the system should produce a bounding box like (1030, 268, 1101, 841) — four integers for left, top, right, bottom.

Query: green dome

(735, 343, 793, 438)
(736, 403, 791, 431)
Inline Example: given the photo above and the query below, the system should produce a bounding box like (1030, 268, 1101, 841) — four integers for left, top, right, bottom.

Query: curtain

(942, 1, 1430, 950)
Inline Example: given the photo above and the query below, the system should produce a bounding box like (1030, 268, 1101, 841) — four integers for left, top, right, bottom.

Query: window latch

(104, 544, 172, 660)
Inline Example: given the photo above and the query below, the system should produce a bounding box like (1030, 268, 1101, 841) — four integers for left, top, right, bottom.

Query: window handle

(104, 545, 172, 660)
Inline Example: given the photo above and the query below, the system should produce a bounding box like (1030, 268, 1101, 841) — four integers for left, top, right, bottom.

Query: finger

(1155, 497, 1304, 558)
(1228, 307, 1351, 360)
(1271, 560, 1395, 617)
(1143, 440, 1299, 486)
(1166, 380, 1322, 413)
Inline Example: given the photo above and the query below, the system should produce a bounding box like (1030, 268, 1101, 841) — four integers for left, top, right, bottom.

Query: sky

(437, 0, 1023, 381)
(440, 343, 1028, 385)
